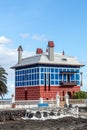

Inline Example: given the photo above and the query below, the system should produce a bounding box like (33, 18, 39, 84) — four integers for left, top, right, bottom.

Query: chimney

(48, 41, 55, 61)
(36, 48, 43, 54)
(46, 48, 48, 52)
(62, 50, 65, 55)
(17, 45, 23, 64)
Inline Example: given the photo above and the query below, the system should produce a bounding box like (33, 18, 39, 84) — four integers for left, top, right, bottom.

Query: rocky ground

(0, 107, 87, 130)
(0, 117, 87, 130)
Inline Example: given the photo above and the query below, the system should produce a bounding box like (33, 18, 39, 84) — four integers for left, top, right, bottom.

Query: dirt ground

(0, 117, 87, 130)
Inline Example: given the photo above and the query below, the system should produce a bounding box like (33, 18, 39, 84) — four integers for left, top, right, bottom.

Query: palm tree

(0, 66, 8, 98)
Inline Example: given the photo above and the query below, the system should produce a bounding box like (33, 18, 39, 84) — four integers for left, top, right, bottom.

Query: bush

(73, 91, 87, 99)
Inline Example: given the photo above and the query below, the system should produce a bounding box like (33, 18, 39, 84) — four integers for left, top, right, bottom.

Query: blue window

(28, 75, 31, 80)
(30, 69, 31, 73)
(35, 81, 37, 85)
(18, 71, 20, 75)
(51, 68, 54, 73)
(55, 81, 58, 85)
(55, 68, 58, 73)
(59, 69, 62, 72)
(32, 69, 35, 73)
(77, 81, 80, 85)
(41, 80, 44, 85)
(35, 68, 37, 73)
(55, 74, 58, 79)
(37, 80, 39, 85)
(15, 82, 17, 86)
(51, 74, 54, 79)
(59, 74, 62, 80)
(17, 76, 19, 81)
(16, 82, 18, 86)
(41, 68, 44, 72)
(20, 76, 24, 81)
(28, 69, 30, 73)
(63, 69, 66, 72)
(41, 73, 44, 79)
(18, 82, 20, 86)
(32, 74, 35, 80)
(17, 71, 19, 75)
(29, 81, 31, 85)
(15, 71, 18, 75)
(47, 68, 50, 72)
(35, 73, 37, 80)
(67, 69, 69, 72)
(64, 74, 66, 80)
(32, 81, 34, 85)
(76, 69, 79, 73)
(24, 74, 28, 81)
(37, 73, 39, 79)
(37, 68, 39, 73)
(20, 70, 22, 74)
(71, 69, 74, 72)
(71, 74, 74, 80)
(76, 74, 79, 80)
(20, 82, 22, 86)
(51, 81, 54, 85)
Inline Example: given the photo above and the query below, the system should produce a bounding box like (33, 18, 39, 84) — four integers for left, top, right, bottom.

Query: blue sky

(0, 0, 87, 98)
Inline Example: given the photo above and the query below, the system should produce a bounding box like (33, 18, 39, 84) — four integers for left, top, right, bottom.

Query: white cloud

(0, 36, 12, 44)
(32, 34, 47, 41)
(20, 33, 30, 39)
(19, 33, 48, 42)
(0, 44, 34, 98)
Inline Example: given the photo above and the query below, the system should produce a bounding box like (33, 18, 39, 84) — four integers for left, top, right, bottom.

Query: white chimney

(17, 45, 23, 64)
(48, 41, 55, 61)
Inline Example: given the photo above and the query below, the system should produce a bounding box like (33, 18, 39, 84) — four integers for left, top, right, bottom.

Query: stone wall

(0, 109, 26, 122)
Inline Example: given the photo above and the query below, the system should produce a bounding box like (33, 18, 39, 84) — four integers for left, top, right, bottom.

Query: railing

(60, 81, 77, 86)
(0, 98, 87, 109)
(69, 99, 87, 105)
(15, 99, 56, 108)
(15, 100, 39, 105)
(0, 99, 12, 109)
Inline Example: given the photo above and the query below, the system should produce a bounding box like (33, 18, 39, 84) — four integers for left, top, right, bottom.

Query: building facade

(12, 41, 84, 100)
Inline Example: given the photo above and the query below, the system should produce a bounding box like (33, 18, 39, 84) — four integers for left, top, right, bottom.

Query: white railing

(0, 99, 12, 109)
(15, 100, 39, 108)
(69, 99, 87, 107)
(0, 98, 87, 109)
(69, 99, 86, 104)
(15, 99, 56, 108)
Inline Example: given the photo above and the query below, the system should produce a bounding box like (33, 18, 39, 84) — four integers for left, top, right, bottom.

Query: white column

(65, 93, 69, 106)
(56, 93, 60, 107)
(11, 94, 16, 108)
(12, 94, 15, 103)
(39, 97, 43, 104)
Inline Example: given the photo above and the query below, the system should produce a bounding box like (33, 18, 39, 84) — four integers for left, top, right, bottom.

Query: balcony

(60, 81, 77, 86)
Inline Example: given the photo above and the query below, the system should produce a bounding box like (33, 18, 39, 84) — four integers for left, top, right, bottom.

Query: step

(60, 101, 65, 107)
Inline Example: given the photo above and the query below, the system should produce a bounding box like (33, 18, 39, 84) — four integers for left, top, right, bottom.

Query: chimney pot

(17, 45, 23, 52)
(48, 41, 55, 61)
(62, 50, 65, 55)
(46, 48, 48, 52)
(18, 45, 23, 64)
(48, 41, 55, 47)
(36, 48, 43, 54)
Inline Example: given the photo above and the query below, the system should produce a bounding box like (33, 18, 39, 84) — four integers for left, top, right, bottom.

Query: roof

(11, 53, 84, 69)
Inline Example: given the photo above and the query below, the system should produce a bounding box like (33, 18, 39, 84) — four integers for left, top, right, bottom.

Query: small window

(62, 58, 67, 61)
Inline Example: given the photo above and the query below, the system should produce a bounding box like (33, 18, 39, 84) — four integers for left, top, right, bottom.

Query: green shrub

(73, 91, 87, 99)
